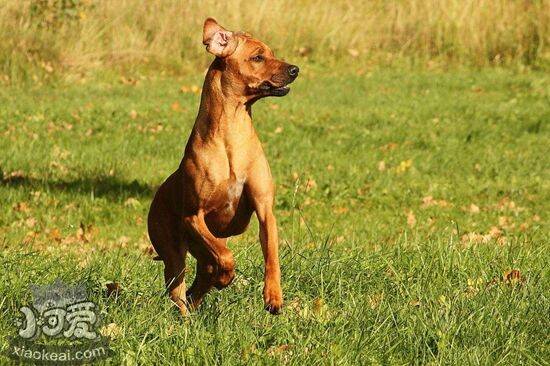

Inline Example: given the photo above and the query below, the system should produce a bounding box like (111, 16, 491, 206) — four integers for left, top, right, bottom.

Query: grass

(1, 0, 550, 83)
(0, 65, 549, 364)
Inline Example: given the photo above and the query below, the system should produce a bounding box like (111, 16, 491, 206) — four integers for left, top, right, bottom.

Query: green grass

(0, 66, 549, 364)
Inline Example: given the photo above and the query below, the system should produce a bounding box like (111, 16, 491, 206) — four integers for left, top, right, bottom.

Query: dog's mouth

(256, 81, 290, 97)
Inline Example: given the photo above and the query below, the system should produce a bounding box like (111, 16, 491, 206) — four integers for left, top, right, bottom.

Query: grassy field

(1, 0, 549, 83)
(0, 66, 549, 364)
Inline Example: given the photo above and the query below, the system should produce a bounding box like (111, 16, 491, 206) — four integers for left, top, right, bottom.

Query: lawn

(0, 67, 548, 364)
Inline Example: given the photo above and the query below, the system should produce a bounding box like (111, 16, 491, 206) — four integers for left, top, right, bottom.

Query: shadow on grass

(1, 174, 154, 200)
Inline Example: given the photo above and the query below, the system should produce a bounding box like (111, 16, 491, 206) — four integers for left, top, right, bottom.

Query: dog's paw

(263, 286, 283, 315)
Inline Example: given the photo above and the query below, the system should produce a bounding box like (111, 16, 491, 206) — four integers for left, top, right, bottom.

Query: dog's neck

(193, 59, 253, 140)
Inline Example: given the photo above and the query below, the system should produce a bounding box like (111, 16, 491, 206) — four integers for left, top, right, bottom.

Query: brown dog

(147, 18, 299, 315)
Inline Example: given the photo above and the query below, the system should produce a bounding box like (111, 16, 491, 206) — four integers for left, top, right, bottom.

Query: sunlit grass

(0, 67, 548, 364)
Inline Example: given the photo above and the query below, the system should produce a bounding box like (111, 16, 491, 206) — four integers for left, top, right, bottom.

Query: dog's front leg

(246, 163, 283, 314)
(183, 212, 235, 307)
(257, 204, 283, 314)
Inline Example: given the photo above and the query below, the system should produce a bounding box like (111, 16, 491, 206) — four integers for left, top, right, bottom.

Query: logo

(7, 279, 113, 364)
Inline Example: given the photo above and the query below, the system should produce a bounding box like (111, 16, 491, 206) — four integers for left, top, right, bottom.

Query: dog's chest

(223, 176, 245, 211)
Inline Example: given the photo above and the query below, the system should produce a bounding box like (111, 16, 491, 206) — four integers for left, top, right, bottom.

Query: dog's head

(203, 18, 299, 101)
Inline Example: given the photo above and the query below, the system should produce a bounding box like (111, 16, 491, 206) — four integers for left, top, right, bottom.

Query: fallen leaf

(468, 204, 480, 214)
(407, 211, 416, 228)
(100, 323, 122, 339)
(409, 299, 421, 307)
(47, 228, 62, 242)
(305, 179, 317, 191)
(13, 202, 30, 212)
(23, 231, 39, 244)
(503, 269, 523, 283)
(333, 207, 348, 214)
(170, 101, 182, 112)
(489, 226, 502, 238)
(312, 298, 325, 315)
(129, 110, 138, 119)
(120, 76, 138, 85)
(298, 46, 312, 56)
(461, 232, 491, 244)
(118, 236, 130, 247)
(369, 293, 384, 309)
(421, 196, 451, 208)
(378, 161, 386, 171)
(25, 217, 37, 228)
(347, 49, 360, 57)
(421, 196, 435, 207)
(498, 216, 512, 229)
(105, 282, 122, 298)
(497, 236, 507, 245)
(76, 223, 95, 243)
(396, 159, 413, 173)
(267, 344, 291, 356)
(124, 197, 141, 208)
(380, 142, 398, 151)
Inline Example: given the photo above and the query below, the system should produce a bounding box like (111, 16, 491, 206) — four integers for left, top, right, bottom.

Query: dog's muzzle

(257, 65, 299, 97)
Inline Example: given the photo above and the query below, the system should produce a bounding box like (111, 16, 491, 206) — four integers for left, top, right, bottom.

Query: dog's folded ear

(203, 18, 237, 58)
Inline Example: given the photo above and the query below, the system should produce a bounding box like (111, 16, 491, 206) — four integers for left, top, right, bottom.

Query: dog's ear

(203, 18, 237, 58)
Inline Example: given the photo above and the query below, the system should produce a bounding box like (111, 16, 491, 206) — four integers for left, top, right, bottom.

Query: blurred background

(1, 0, 549, 83)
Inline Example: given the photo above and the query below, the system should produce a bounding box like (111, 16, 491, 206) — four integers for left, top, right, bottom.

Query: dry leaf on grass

(267, 344, 291, 357)
(468, 204, 480, 214)
(312, 298, 327, 315)
(421, 196, 450, 208)
(348, 49, 360, 57)
(409, 299, 421, 307)
(333, 207, 348, 214)
(396, 159, 413, 173)
(25, 217, 37, 228)
(100, 323, 122, 339)
(461, 232, 491, 244)
(124, 197, 141, 208)
(503, 269, 524, 284)
(170, 101, 182, 112)
(489, 226, 502, 238)
(13, 202, 30, 212)
(487, 269, 525, 288)
(305, 178, 317, 191)
(407, 211, 416, 228)
(105, 282, 122, 298)
(48, 228, 62, 242)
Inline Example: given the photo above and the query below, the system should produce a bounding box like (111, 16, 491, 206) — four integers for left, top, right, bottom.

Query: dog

(147, 18, 299, 315)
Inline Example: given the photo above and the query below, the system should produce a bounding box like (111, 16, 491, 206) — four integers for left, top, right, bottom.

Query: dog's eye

(250, 55, 264, 63)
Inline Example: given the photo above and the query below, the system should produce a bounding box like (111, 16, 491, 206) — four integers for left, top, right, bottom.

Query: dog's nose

(288, 65, 299, 78)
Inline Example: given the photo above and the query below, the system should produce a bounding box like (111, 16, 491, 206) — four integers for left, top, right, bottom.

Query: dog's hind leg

(148, 189, 188, 315)
(185, 258, 214, 309)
